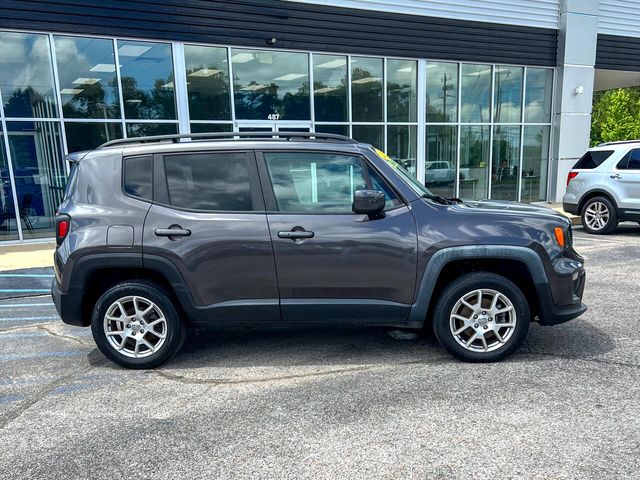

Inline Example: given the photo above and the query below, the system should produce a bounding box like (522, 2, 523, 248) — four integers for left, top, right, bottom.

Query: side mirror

(352, 190, 385, 217)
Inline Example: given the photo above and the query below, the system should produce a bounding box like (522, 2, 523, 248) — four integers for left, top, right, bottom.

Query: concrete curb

(545, 203, 581, 226)
(0, 242, 55, 271)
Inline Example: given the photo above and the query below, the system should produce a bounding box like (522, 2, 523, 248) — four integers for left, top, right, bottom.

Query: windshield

(372, 148, 433, 197)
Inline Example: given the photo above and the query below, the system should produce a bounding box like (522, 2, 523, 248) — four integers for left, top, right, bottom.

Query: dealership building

(0, 0, 638, 242)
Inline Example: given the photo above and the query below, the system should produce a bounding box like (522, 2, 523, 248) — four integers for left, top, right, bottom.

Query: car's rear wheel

(433, 272, 530, 362)
(91, 281, 184, 369)
(581, 196, 618, 234)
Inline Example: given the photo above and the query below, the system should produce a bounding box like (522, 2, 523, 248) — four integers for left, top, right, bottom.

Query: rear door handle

(610, 173, 622, 180)
(277, 230, 314, 239)
(154, 226, 191, 237)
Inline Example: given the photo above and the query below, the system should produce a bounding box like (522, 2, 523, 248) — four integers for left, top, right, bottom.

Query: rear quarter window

(123, 155, 153, 201)
(572, 150, 614, 169)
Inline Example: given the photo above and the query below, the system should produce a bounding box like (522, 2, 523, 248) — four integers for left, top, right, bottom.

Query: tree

(590, 87, 640, 146)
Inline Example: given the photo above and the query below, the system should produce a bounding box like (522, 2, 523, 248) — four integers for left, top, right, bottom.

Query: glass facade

(426, 61, 553, 201)
(0, 30, 555, 242)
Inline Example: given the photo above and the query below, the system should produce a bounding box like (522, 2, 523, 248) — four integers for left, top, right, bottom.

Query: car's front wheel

(581, 196, 618, 234)
(433, 272, 530, 362)
(91, 281, 185, 369)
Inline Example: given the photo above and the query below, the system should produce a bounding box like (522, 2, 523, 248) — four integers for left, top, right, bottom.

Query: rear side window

(573, 150, 614, 169)
(617, 149, 640, 170)
(124, 155, 152, 200)
(163, 152, 253, 211)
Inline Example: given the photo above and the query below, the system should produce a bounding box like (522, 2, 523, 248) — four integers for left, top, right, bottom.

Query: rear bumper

(562, 202, 579, 216)
(51, 279, 86, 327)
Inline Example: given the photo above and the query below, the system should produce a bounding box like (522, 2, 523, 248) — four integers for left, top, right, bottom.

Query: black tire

(91, 281, 185, 369)
(581, 196, 618, 235)
(433, 272, 530, 362)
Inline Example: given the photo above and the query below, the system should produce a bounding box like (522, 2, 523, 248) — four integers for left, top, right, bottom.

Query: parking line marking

(0, 274, 54, 278)
(0, 395, 26, 405)
(0, 289, 51, 293)
(0, 316, 59, 322)
(0, 303, 54, 308)
(0, 332, 49, 339)
(0, 351, 83, 361)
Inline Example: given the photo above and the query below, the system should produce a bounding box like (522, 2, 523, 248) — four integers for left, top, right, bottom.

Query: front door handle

(610, 173, 622, 180)
(154, 226, 191, 238)
(277, 229, 314, 239)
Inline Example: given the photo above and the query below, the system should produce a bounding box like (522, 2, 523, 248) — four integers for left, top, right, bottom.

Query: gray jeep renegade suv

(52, 132, 587, 369)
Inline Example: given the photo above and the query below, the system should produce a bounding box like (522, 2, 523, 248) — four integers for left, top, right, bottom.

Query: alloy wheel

(584, 201, 609, 231)
(103, 296, 168, 358)
(449, 288, 517, 352)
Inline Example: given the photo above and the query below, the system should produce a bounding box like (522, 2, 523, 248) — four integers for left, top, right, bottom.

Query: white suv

(563, 141, 640, 234)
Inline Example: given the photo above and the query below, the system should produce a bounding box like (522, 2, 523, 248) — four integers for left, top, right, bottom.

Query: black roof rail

(598, 139, 640, 146)
(99, 131, 359, 148)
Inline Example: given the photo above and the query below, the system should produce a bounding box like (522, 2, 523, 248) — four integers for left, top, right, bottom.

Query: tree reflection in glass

(387, 59, 417, 123)
(351, 57, 383, 122)
(118, 40, 177, 120)
(232, 49, 310, 120)
(54, 36, 120, 119)
(0, 32, 57, 118)
(313, 54, 347, 122)
(184, 45, 231, 120)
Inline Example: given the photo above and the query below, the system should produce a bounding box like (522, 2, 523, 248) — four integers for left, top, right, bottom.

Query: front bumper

(536, 252, 587, 325)
(51, 279, 86, 327)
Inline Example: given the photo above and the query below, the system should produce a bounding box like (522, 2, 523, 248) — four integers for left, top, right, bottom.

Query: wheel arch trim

(407, 245, 547, 327)
(578, 189, 618, 214)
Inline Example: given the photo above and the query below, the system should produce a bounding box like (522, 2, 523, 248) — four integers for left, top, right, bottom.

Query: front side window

(264, 152, 397, 213)
(163, 152, 253, 211)
(618, 149, 640, 170)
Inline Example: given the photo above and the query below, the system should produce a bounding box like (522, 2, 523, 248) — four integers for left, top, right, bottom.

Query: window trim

(256, 149, 405, 215)
(151, 149, 265, 213)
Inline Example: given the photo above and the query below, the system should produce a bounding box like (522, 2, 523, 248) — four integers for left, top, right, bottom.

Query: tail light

(567, 171, 579, 186)
(56, 214, 70, 246)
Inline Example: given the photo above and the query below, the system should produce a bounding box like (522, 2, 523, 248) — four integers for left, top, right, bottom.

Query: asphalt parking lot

(1, 226, 639, 479)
